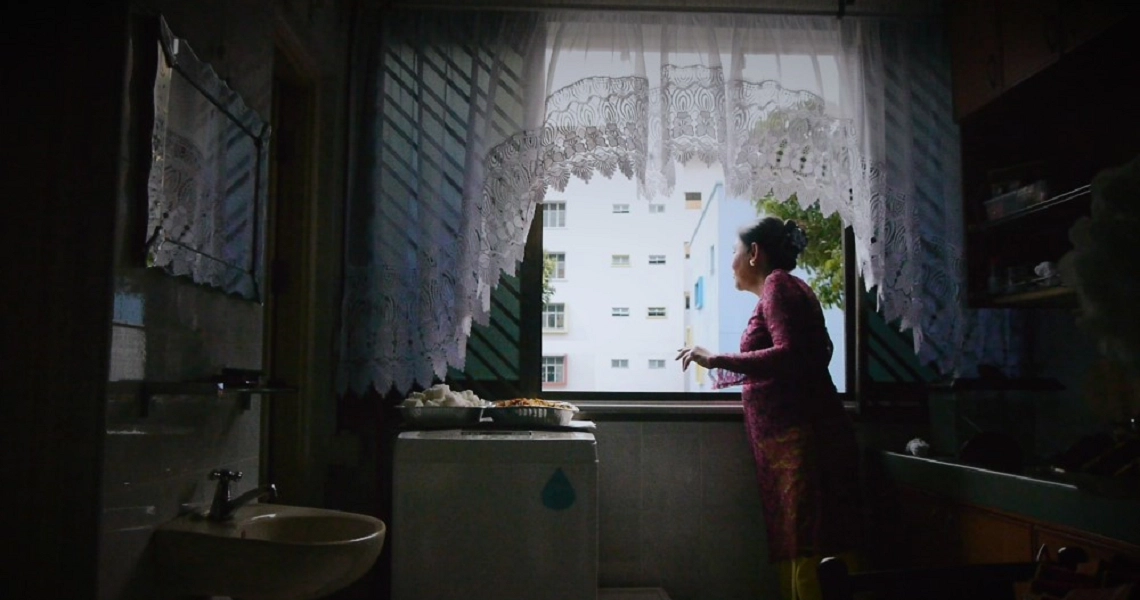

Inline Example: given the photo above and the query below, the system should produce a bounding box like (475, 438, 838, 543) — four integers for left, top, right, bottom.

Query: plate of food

(399, 384, 490, 427)
(486, 398, 580, 427)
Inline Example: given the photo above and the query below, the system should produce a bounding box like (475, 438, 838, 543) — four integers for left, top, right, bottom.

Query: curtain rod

(379, 2, 942, 20)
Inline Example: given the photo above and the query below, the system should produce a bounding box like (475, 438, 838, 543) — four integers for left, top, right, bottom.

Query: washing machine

(392, 429, 598, 600)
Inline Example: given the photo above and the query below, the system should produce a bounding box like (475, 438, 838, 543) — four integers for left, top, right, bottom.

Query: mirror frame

(140, 16, 270, 302)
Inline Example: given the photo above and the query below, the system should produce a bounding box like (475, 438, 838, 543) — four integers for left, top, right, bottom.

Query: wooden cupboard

(894, 486, 1140, 569)
(949, 5, 1139, 307)
(949, 0, 1130, 121)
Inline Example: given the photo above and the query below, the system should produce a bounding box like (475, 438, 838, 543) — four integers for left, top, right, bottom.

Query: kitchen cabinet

(958, 504, 1034, 564)
(1061, 0, 1129, 53)
(949, 0, 1002, 121)
(896, 487, 1033, 567)
(955, 10, 1138, 307)
(897, 487, 961, 567)
(998, 0, 1060, 91)
(890, 486, 1140, 572)
(949, 0, 1132, 122)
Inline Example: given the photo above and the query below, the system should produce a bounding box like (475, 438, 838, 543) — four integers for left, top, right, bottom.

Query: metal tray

(400, 406, 483, 427)
(485, 406, 575, 427)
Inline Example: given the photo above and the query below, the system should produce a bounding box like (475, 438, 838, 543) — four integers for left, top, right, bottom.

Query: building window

(611, 254, 631, 267)
(611, 307, 630, 317)
(684, 242, 691, 258)
(649, 203, 665, 214)
(543, 201, 566, 228)
(685, 192, 702, 209)
(648, 359, 666, 369)
(546, 252, 566, 279)
(709, 244, 715, 275)
(684, 291, 691, 309)
(647, 306, 666, 318)
(612, 203, 630, 214)
(543, 303, 566, 331)
(611, 359, 629, 369)
(649, 254, 666, 265)
(694, 277, 705, 309)
(542, 355, 566, 384)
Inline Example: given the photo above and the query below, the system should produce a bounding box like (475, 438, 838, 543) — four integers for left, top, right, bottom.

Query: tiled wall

(101, 273, 265, 600)
(97, 1, 348, 597)
(594, 421, 781, 600)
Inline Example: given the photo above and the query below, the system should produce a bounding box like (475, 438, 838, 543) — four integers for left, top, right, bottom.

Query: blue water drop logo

(541, 467, 576, 511)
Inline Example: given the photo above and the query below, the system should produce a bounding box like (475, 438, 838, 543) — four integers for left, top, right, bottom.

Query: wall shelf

(969, 185, 1092, 233)
(970, 285, 1076, 308)
(106, 380, 297, 416)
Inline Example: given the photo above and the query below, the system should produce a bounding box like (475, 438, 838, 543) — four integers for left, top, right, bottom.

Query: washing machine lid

(395, 430, 597, 464)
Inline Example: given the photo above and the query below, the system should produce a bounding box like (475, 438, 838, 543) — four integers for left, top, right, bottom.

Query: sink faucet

(207, 469, 277, 522)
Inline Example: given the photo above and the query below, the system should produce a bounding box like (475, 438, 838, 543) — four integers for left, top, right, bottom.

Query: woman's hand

(675, 346, 713, 371)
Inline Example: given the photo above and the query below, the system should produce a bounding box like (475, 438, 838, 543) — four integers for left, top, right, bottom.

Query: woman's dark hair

(739, 217, 809, 271)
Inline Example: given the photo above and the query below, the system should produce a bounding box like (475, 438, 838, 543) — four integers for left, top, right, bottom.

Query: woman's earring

(749, 258, 756, 267)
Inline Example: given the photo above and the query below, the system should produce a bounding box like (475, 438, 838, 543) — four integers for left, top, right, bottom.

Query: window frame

(543, 201, 566, 228)
(648, 254, 666, 265)
(648, 203, 666, 214)
(611, 306, 630, 317)
(611, 254, 631, 267)
(612, 203, 630, 214)
(541, 354, 567, 386)
(542, 302, 567, 331)
(610, 358, 629, 369)
(546, 251, 566, 280)
(647, 306, 666, 318)
(529, 224, 860, 411)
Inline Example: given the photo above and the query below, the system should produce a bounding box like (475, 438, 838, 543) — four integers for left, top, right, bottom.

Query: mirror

(145, 17, 270, 301)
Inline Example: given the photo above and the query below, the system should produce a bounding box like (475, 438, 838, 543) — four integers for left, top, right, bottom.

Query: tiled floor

(599, 588, 672, 600)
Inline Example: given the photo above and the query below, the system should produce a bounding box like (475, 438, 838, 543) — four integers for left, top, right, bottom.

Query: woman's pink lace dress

(709, 269, 863, 562)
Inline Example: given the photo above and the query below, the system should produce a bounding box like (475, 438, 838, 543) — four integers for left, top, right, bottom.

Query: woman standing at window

(677, 217, 862, 600)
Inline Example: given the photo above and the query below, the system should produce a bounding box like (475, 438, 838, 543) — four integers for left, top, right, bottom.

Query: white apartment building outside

(541, 164, 722, 392)
(683, 184, 848, 393)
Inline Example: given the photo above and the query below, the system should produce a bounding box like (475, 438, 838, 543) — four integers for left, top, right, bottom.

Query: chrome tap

(207, 469, 277, 521)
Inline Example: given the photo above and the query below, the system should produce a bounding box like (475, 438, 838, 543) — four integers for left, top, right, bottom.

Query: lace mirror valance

(145, 17, 271, 301)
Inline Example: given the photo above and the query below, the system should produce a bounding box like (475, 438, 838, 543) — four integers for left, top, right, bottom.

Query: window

(529, 133, 849, 396)
(543, 303, 566, 331)
(612, 203, 630, 214)
(649, 203, 665, 214)
(543, 201, 566, 228)
(547, 252, 566, 279)
(685, 192, 702, 209)
(684, 242, 691, 258)
(542, 355, 566, 384)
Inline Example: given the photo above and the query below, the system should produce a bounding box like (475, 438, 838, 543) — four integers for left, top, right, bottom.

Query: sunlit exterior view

(541, 164, 846, 393)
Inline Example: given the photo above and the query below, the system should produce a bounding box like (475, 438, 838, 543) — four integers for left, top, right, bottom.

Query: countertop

(874, 450, 1140, 546)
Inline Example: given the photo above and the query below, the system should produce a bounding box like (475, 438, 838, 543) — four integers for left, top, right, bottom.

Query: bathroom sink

(154, 503, 386, 600)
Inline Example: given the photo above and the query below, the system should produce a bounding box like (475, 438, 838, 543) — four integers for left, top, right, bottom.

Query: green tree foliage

(756, 194, 845, 309)
(542, 253, 556, 306)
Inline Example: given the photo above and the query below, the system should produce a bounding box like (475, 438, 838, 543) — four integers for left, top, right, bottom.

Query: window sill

(574, 400, 743, 419)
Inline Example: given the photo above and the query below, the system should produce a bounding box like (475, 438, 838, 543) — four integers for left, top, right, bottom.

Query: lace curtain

(338, 10, 1019, 395)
